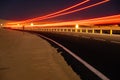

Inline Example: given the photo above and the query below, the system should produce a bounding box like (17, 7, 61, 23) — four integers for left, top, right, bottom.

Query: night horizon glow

(0, 0, 119, 26)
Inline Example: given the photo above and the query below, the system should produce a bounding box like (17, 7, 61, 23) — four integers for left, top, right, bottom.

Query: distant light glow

(17, 24, 20, 26)
(75, 24, 79, 29)
(30, 23, 34, 26)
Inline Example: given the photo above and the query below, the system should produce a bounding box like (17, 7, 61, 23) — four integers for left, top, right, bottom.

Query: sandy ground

(0, 29, 80, 80)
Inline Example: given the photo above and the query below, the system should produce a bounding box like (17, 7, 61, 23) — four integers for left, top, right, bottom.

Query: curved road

(28, 31, 120, 80)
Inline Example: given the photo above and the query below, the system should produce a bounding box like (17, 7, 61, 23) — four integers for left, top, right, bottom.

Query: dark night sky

(0, 0, 120, 21)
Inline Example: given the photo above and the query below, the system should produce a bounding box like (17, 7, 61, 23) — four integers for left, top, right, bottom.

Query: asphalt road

(29, 31, 120, 80)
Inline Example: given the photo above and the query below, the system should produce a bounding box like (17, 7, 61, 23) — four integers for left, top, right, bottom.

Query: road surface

(32, 32, 120, 80)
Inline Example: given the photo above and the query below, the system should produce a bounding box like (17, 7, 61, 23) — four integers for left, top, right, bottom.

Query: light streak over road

(19, 0, 90, 24)
(8, 0, 89, 24)
(36, 0, 109, 23)
(28, 14, 120, 27)
(8, 0, 110, 24)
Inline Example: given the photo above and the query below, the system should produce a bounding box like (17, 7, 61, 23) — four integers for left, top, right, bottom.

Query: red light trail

(6, 14, 120, 28)
(8, 0, 89, 24)
(21, 0, 90, 24)
(33, 0, 109, 23)
(8, 0, 110, 24)
(31, 14, 120, 27)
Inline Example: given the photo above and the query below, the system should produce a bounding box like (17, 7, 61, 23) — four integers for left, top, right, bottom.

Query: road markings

(93, 38, 106, 41)
(111, 41, 120, 44)
(81, 36, 106, 42)
(82, 36, 90, 39)
(38, 34, 110, 80)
